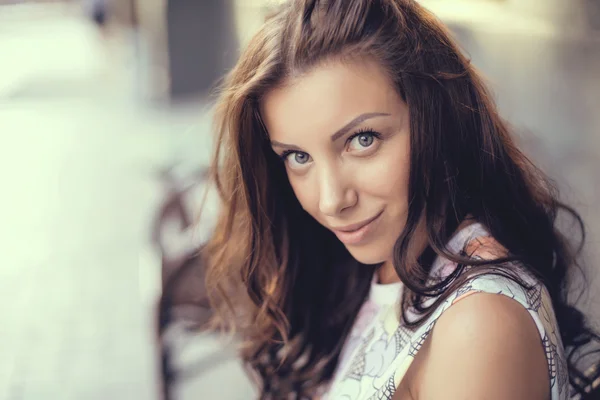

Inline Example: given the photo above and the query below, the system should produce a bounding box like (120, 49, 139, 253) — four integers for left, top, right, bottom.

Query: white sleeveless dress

(320, 223, 571, 399)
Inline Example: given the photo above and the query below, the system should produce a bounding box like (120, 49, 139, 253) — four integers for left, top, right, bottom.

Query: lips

(330, 210, 384, 245)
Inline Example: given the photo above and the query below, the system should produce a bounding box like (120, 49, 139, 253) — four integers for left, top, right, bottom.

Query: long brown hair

(198, 0, 599, 397)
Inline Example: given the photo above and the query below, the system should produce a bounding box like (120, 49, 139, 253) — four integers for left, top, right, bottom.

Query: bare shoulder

(400, 293, 550, 400)
(465, 235, 508, 259)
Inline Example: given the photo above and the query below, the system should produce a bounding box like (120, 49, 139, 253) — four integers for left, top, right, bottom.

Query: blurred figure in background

(84, 0, 109, 35)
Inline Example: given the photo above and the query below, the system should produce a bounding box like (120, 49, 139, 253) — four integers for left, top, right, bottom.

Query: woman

(84, 0, 108, 29)
(196, 0, 600, 398)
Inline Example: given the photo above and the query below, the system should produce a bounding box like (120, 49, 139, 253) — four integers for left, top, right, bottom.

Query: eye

(347, 130, 380, 151)
(282, 151, 311, 169)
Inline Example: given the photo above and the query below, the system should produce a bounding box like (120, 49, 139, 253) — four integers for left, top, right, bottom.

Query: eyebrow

(270, 112, 391, 150)
(330, 112, 391, 142)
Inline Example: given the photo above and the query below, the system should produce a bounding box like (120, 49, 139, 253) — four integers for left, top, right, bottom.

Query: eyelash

(349, 127, 382, 145)
(278, 127, 383, 162)
(279, 149, 298, 162)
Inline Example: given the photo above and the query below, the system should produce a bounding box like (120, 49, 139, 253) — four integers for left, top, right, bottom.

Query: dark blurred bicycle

(151, 165, 236, 400)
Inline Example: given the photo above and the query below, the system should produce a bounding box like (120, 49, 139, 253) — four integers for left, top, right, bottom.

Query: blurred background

(0, 0, 598, 399)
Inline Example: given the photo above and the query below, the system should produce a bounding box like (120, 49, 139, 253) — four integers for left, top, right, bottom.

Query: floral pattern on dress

(321, 223, 570, 400)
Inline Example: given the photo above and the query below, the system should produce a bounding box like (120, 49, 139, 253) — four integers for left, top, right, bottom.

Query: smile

(330, 209, 384, 245)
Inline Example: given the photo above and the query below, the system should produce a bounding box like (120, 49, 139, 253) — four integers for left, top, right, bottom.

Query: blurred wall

(509, 0, 600, 32)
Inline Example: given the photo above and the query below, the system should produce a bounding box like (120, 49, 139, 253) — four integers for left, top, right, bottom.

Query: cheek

(357, 150, 410, 205)
(288, 177, 320, 216)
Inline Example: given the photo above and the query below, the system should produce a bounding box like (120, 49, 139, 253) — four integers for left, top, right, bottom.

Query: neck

(377, 218, 429, 284)
(377, 260, 402, 284)
(376, 217, 477, 284)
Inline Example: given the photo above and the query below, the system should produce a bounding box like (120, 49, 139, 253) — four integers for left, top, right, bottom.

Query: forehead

(260, 60, 403, 140)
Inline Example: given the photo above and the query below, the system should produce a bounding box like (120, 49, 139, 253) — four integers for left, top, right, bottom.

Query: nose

(318, 164, 357, 217)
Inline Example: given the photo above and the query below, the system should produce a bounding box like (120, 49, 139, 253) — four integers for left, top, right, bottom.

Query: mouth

(330, 209, 384, 245)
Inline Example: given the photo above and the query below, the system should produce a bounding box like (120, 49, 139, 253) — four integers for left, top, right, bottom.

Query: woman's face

(261, 60, 411, 266)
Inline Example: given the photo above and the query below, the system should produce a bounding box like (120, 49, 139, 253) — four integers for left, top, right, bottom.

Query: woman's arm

(396, 293, 550, 400)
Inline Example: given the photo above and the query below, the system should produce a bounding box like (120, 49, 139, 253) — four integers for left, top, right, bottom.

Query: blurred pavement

(0, 5, 219, 399)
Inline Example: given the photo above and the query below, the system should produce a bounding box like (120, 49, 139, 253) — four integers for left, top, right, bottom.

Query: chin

(345, 247, 387, 266)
